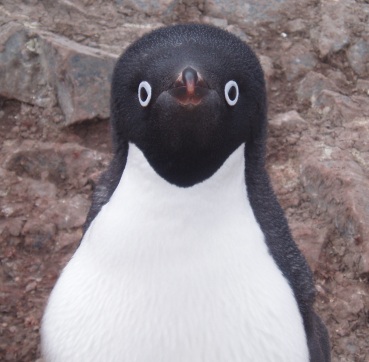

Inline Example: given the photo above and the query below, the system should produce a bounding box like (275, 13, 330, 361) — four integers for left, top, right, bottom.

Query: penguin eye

(224, 80, 239, 106)
(138, 81, 152, 107)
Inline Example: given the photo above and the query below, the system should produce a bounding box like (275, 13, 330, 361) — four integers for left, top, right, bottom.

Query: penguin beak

(168, 67, 210, 106)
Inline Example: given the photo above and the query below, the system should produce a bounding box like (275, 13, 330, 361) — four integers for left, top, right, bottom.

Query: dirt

(0, 1, 368, 361)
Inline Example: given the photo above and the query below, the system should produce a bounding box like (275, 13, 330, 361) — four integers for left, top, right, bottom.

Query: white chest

(42, 144, 309, 362)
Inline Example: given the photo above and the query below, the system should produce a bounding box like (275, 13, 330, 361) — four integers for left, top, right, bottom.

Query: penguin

(41, 24, 330, 362)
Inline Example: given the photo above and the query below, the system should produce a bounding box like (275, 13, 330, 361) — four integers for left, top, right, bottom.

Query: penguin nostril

(224, 80, 239, 106)
(138, 81, 152, 107)
(182, 67, 198, 87)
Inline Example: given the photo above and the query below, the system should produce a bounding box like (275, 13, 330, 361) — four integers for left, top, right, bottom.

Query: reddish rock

(268, 110, 307, 162)
(55, 230, 82, 251)
(4, 141, 108, 188)
(22, 220, 56, 248)
(204, 0, 289, 25)
(287, 19, 307, 34)
(356, 79, 369, 95)
(297, 71, 340, 105)
(290, 221, 329, 271)
(347, 39, 369, 77)
(1, 217, 25, 237)
(225, 25, 251, 43)
(117, 0, 175, 16)
(301, 159, 369, 275)
(281, 42, 317, 81)
(259, 55, 274, 86)
(310, 0, 351, 58)
(202, 16, 228, 28)
(312, 90, 369, 127)
(42, 195, 90, 230)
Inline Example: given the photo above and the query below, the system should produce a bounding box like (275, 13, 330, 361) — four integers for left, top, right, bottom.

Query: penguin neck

(113, 142, 248, 210)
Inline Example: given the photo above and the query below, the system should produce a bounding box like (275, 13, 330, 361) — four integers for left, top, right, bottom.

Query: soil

(0, 1, 368, 361)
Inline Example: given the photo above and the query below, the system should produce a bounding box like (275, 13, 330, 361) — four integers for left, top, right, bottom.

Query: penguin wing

(83, 145, 128, 234)
(245, 165, 330, 362)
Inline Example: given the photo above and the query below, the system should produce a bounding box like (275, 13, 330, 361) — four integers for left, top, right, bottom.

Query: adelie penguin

(41, 24, 330, 362)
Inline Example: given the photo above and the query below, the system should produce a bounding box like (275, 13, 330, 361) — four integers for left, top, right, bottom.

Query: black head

(111, 24, 267, 187)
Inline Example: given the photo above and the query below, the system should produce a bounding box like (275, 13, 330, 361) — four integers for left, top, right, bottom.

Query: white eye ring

(224, 80, 239, 106)
(138, 81, 152, 107)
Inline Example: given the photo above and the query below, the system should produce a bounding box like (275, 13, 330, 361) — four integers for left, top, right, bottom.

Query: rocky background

(0, 0, 368, 361)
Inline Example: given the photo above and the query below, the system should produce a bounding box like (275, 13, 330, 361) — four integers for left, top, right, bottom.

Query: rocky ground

(0, 0, 368, 361)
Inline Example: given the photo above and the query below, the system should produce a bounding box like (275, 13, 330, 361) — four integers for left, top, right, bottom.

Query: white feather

(42, 143, 309, 362)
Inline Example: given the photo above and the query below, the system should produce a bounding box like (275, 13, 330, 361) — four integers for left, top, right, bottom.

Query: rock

(0, 22, 55, 108)
(269, 110, 307, 133)
(22, 220, 56, 248)
(204, 0, 289, 24)
(0, 164, 58, 221)
(55, 230, 82, 251)
(42, 195, 90, 230)
(21, 193, 89, 245)
(259, 55, 274, 84)
(2, 217, 25, 237)
(202, 16, 228, 28)
(290, 221, 329, 271)
(5, 141, 108, 188)
(312, 90, 369, 127)
(268, 111, 307, 163)
(347, 40, 369, 77)
(297, 71, 340, 105)
(301, 158, 369, 275)
(225, 25, 251, 43)
(334, 286, 366, 321)
(116, 0, 175, 16)
(266, 111, 308, 207)
(281, 42, 317, 81)
(25, 281, 38, 293)
(287, 19, 307, 33)
(0, 22, 161, 124)
(356, 79, 369, 95)
(39, 31, 118, 124)
(325, 69, 349, 90)
(268, 161, 301, 209)
(310, 0, 351, 58)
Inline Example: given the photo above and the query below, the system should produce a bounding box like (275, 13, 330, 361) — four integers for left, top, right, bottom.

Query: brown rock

(42, 195, 90, 230)
(23, 220, 56, 248)
(55, 230, 82, 251)
(290, 221, 329, 271)
(204, 0, 289, 25)
(356, 79, 369, 95)
(39, 31, 118, 124)
(347, 39, 369, 77)
(287, 19, 307, 34)
(202, 16, 228, 28)
(3, 218, 25, 237)
(118, 0, 175, 16)
(312, 90, 369, 127)
(259, 55, 274, 85)
(281, 42, 317, 81)
(269, 110, 307, 132)
(5, 141, 108, 188)
(268, 111, 307, 162)
(225, 25, 251, 43)
(297, 71, 340, 105)
(301, 159, 369, 275)
(310, 1, 351, 58)
(0, 22, 55, 108)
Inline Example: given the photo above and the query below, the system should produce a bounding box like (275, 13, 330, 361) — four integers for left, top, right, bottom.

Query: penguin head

(111, 24, 267, 187)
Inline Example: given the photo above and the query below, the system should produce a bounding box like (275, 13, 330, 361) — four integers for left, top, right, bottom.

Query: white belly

(42, 144, 309, 362)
